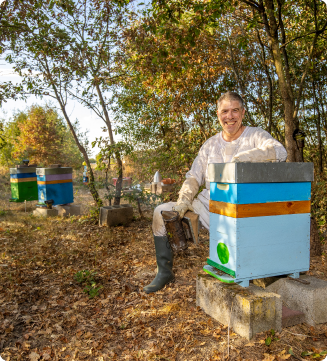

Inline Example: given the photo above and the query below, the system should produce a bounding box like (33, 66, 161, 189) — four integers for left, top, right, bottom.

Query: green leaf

(270, 329, 275, 336)
(320, 351, 327, 355)
(301, 351, 312, 356)
(312, 353, 321, 358)
(289, 348, 295, 356)
(265, 336, 272, 346)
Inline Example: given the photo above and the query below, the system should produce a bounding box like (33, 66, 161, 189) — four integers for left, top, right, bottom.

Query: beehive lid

(36, 167, 73, 176)
(10, 167, 37, 174)
(208, 162, 314, 183)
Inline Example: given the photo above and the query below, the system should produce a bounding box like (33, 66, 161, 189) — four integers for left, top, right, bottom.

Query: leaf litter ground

(0, 188, 327, 360)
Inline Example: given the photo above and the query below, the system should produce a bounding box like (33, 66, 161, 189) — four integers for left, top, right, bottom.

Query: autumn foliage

(12, 105, 83, 167)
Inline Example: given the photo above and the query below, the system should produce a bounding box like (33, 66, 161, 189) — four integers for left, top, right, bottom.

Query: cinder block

(55, 204, 81, 217)
(196, 274, 282, 340)
(33, 208, 58, 217)
(266, 275, 327, 326)
(282, 305, 305, 328)
(99, 204, 133, 227)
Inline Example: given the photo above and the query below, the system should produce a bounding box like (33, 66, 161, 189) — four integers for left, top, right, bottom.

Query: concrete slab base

(33, 208, 58, 217)
(55, 204, 81, 217)
(266, 275, 327, 326)
(196, 274, 282, 340)
(99, 204, 133, 227)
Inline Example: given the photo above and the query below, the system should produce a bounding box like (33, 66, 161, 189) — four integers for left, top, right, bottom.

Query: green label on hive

(217, 242, 229, 264)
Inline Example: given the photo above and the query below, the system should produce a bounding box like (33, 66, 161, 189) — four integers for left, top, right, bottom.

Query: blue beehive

(203, 162, 314, 287)
(36, 166, 73, 206)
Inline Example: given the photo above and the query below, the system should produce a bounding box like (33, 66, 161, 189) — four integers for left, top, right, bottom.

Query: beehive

(204, 162, 314, 287)
(10, 166, 38, 202)
(37, 167, 73, 206)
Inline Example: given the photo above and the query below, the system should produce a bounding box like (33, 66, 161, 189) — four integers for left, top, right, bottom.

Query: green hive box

(10, 167, 38, 202)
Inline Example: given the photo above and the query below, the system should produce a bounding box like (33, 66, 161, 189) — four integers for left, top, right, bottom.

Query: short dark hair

(217, 91, 244, 110)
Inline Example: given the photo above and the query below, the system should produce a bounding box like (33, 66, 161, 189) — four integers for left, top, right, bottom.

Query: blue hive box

(37, 167, 73, 206)
(204, 162, 314, 287)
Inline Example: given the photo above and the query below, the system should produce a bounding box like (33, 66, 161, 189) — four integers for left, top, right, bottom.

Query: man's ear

(242, 107, 246, 118)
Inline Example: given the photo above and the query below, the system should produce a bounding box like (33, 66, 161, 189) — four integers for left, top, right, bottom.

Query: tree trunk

(51, 84, 103, 207)
(269, 39, 299, 162)
(95, 83, 123, 205)
(114, 157, 123, 205)
(313, 80, 323, 174)
(258, 0, 300, 162)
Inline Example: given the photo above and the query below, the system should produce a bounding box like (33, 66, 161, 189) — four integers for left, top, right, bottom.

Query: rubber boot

(143, 236, 174, 294)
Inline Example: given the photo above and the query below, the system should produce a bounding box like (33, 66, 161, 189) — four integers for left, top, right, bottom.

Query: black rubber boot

(143, 236, 174, 294)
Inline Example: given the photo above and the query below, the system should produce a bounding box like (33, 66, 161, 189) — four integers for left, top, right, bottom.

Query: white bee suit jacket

(152, 126, 287, 237)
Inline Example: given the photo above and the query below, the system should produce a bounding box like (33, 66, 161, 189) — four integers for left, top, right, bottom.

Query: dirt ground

(0, 174, 327, 360)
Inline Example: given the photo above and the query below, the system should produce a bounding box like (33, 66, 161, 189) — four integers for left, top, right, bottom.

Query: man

(144, 91, 287, 294)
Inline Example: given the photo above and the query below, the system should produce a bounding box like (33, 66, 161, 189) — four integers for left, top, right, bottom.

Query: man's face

(217, 99, 245, 136)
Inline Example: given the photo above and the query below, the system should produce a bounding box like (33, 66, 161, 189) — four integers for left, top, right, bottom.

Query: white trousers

(152, 198, 210, 237)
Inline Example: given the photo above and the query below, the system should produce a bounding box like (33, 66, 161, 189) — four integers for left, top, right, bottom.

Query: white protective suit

(152, 126, 287, 236)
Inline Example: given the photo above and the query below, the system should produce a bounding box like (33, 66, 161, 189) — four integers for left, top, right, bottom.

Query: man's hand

(231, 145, 276, 163)
(172, 177, 198, 218)
(173, 201, 194, 219)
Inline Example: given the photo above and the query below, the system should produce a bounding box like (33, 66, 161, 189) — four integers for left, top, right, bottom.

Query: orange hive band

(209, 200, 311, 218)
(37, 179, 72, 185)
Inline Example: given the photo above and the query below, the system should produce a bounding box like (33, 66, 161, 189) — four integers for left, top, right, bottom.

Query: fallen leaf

(29, 352, 40, 361)
(263, 354, 275, 361)
(244, 341, 256, 347)
(84, 331, 92, 339)
(22, 341, 31, 350)
(276, 350, 291, 360)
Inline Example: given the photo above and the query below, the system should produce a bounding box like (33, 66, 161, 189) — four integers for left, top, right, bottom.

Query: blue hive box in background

(204, 162, 314, 287)
(37, 166, 73, 206)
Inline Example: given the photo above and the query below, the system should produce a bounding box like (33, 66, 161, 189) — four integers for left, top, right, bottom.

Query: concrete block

(55, 204, 81, 217)
(282, 305, 305, 328)
(196, 274, 282, 340)
(99, 204, 133, 227)
(266, 275, 327, 326)
(33, 208, 58, 217)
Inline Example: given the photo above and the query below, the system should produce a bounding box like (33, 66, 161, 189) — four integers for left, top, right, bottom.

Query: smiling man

(144, 91, 287, 294)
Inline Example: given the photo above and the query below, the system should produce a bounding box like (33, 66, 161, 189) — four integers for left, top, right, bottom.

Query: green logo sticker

(217, 243, 229, 264)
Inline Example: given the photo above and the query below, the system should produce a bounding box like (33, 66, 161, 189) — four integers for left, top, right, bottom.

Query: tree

(2, 0, 132, 206)
(0, 104, 84, 167)
(0, 111, 26, 166)
(1, 0, 105, 206)
(150, 0, 327, 162)
(52, 0, 130, 205)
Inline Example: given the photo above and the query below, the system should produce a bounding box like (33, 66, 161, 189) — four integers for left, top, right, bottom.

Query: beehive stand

(10, 166, 38, 202)
(204, 162, 314, 287)
(37, 167, 73, 206)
